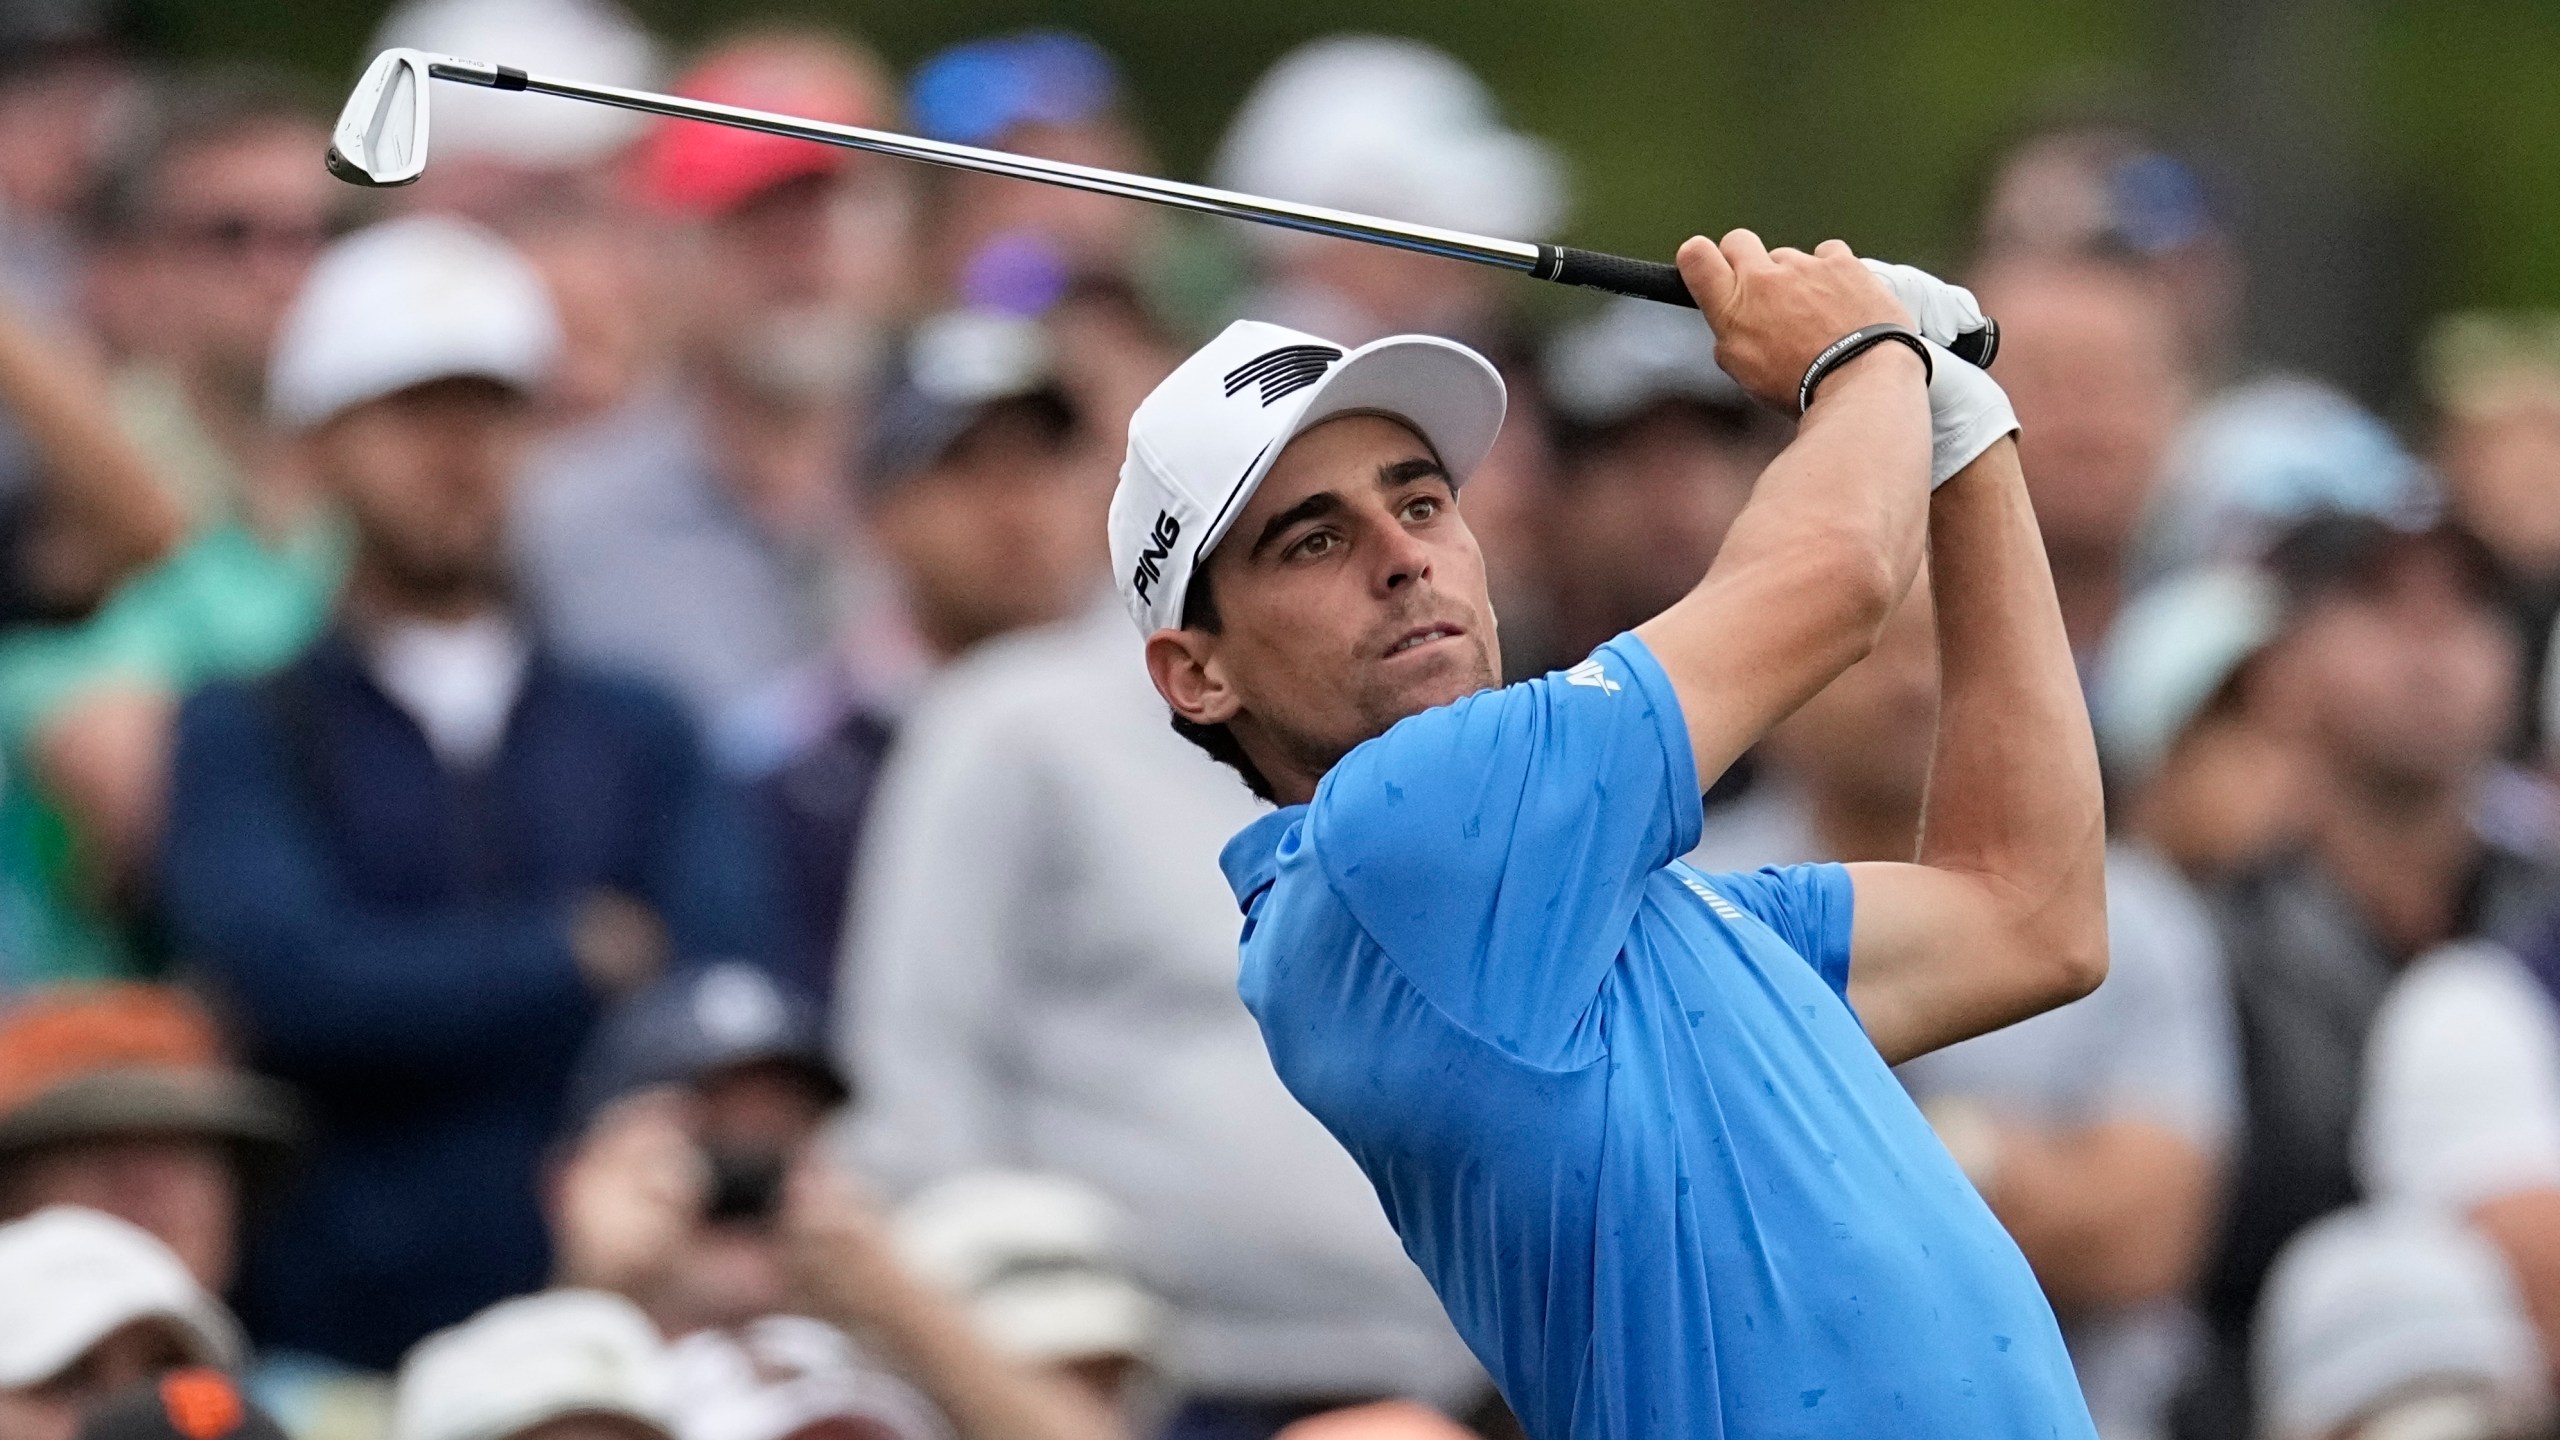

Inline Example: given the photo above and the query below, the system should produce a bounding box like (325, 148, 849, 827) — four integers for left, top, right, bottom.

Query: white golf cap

(2091, 564, 2281, 782)
(371, 0, 663, 170)
(893, 1170, 1160, 1367)
(665, 1316, 946, 1440)
(268, 215, 561, 432)
(2256, 1205, 2552, 1440)
(0, 1206, 243, 1388)
(393, 1289, 674, 1440)
(1110, 318, 1506, 636)
(1211, 36, 1565, 248)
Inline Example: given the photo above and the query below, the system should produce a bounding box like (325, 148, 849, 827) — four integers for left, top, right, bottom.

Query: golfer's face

(1203, 413, 1501, 767)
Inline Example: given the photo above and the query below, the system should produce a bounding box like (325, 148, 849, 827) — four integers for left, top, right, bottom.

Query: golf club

(327, 47, 1997, 368)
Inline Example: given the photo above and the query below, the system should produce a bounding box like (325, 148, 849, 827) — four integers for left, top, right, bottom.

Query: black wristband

(1797, 323, 1933, 414)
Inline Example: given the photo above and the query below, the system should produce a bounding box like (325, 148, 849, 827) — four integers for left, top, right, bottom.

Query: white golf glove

(1863, 258, 2019, 488)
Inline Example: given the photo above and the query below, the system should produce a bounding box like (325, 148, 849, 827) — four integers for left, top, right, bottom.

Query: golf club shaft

(425, 59, 1997, 368)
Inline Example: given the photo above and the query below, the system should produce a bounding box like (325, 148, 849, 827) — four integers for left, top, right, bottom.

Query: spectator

(0, 984, 297, 1290)
(0, 1207, 243, 1440)
(2094, 566, 2307, 887)
(2184, 514, 2560, 1440)
(1967, 252, 2196, 659)
(735, 310, 1101, 997)
(892, 1171, 1164, 1421)
(552, 964, 849, 1338)
(906, 32, 1162, 317)
(371, 0, 670, 423)
(0, 75, 352, 985)
(1970, 122, 2239, 372)
(2425, 312, 2560, 751)
(394, 1290, 677, 1440)
(1210, 36, 1563, 348)
(1688, 587, 2242, 1440)
(2253, 1206, 2551, 1440)
(838, 600, 1485, 1435)
(158, 215, 776, 1370)
(517, 30, 915, 726)
(2356, 938, 2560, 1375)
(77, 1370, 290, 1440)
(2134, 378, 2434, 589)
(81, 70, 342, 538)
(0, 1, 155, 638)
(0, 0, 142, 318)
(550, 966, 1124, 1440)
(1528, 295, 1783, 679)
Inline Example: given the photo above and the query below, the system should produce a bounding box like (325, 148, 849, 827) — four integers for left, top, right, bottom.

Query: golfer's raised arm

(1846, 437, 2109, 1064)
(1634, 232, 1933, 789)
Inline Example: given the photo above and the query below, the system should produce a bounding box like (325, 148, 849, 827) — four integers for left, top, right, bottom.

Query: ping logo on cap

(1130, 509, 1182, 605)
(1224, 344, 1343, 406)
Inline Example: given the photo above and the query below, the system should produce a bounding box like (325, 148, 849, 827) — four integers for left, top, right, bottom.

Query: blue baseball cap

(908, 30, 1119, 148)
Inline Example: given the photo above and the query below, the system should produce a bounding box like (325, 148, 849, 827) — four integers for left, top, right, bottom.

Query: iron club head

(326, 47, 433, 187)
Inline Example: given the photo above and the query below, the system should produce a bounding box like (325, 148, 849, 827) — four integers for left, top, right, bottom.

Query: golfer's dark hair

(1169, 567, 1277, 803)
(84, 66, 334, 242)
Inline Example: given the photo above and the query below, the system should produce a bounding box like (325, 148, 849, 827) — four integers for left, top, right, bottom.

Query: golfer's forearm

(1640, 348, 1930, 781)
(0, 297, 184, 574)
(1917, 440, 2105, 977)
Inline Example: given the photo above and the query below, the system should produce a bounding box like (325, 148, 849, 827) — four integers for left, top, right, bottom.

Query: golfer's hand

(1677, 231, 1914, 411)
(1861, 258, 2020, 487)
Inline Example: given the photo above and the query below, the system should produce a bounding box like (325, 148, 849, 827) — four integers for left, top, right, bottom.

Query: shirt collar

(1218, 805, 1307, 913)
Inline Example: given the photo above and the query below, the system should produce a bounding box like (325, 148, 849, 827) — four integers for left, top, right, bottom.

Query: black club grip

(1531, 244, 1999, 370)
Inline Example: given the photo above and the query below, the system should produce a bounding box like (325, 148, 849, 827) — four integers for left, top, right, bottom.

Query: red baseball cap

(630, 35, 894, 217)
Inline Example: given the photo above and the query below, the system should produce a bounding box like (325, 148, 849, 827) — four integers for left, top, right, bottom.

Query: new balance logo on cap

(1224, 344, 1344, 406)
(1109, 319, 1510, 637)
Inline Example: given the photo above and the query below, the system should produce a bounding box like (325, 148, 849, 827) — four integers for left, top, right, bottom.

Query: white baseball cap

(0, 1206, 243, 1388)
(370, 0, 662, 170)
(2256, 1205, 2551, 1440)
(1110, 318, 1506, 636)
(1210, 36, 1565, 249)
(393, 1290, 674, 1440)
(893, 1170, 1160, 1367)
(267, 215, 561, 432)
(665, 1316, 947, 1440)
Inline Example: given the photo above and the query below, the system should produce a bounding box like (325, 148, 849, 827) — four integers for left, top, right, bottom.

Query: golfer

(1111, 231, 2106, 1439)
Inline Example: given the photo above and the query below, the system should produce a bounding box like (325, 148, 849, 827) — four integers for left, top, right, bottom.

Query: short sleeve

(1702, 863, 1857, 1000)
(2357, 942, 2560, 1210)
(1305, 633, 1700, 1061)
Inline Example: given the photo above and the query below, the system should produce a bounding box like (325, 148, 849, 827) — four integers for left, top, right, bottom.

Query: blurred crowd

(0, 3, 2555, 1440)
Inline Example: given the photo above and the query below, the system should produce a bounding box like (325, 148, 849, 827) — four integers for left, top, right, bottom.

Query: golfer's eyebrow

(1377, 455, 1449, 491)
(1250, 491, 1345, 559)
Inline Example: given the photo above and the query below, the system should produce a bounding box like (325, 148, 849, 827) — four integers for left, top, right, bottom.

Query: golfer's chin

(1362, 636, 1498, 728)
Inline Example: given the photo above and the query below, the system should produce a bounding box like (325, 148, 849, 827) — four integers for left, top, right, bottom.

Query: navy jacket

(160, 627, 778, 1369)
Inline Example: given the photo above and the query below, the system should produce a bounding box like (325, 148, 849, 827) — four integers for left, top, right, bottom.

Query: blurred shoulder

(905, 600, 1150, 735)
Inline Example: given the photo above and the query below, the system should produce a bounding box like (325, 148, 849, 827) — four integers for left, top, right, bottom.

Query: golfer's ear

(1146, 628, 1239, 726)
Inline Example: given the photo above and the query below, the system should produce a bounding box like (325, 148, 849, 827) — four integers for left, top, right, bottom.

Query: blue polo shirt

(1221, 633, 2095, 1440)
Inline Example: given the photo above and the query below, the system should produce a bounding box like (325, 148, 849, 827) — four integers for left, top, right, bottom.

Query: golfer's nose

(1377, 520, 1433, 595)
